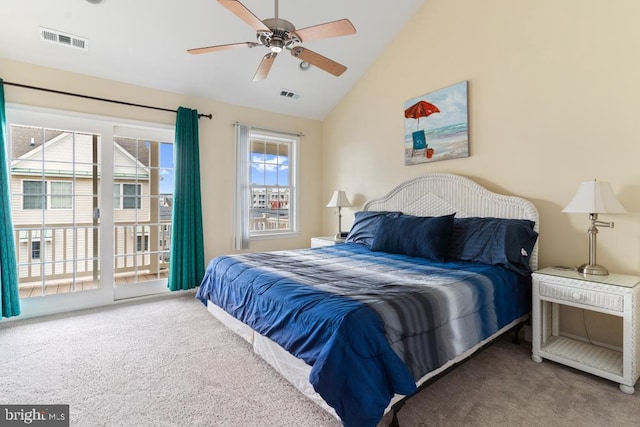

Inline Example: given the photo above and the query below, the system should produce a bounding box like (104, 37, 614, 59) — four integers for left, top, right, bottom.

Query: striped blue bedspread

(196, 243, 531, 427)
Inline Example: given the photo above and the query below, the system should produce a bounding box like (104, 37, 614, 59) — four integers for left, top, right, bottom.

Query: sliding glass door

(112, 127, 175, 299)
(7, 104, 175, 316)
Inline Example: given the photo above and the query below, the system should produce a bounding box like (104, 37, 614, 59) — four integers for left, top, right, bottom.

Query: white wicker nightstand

(532, 267, 640, 393)
(310, 236, 344, 248)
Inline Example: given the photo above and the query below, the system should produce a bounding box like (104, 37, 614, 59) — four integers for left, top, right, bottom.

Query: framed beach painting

(404, 81, 469, 166)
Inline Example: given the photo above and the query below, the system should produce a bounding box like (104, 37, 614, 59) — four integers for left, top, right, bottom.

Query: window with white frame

(236, 127, 298, 241)
(136, 235, 149, 252)
(22, 180, 45, 210)
(22, 180, 72, 210)
(113, 183, 142, 209)
(50, 181, 72, 209)
(31, 241, 41, 260)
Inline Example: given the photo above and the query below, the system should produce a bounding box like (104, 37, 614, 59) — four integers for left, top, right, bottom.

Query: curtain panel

(168, 107, 205, 291)
(0, 78, 21, 318)
(233, 124, 250, 250)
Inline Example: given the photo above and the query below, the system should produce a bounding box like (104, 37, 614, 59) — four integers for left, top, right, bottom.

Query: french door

(7, 104, 175, 317)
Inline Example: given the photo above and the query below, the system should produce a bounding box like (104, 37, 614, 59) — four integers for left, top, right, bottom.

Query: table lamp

(562, 180, 627, 276)
(326, 190, 351, 240)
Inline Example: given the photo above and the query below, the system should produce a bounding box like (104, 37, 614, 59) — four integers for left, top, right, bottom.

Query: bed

(196, 173, 539, 427)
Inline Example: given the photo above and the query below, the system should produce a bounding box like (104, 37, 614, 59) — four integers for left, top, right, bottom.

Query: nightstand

(532, 267, 640, 393)
(310, 236, 344, 248)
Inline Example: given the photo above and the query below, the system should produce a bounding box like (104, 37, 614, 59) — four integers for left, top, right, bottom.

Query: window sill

(250, 231, 299, 240)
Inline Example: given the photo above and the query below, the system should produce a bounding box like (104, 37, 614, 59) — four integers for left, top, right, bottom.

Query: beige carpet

(1, 293, 638, 427)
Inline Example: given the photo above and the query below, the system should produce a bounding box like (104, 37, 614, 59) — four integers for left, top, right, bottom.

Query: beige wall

(322, 0, 640, 345)
(1, 58, 324, 263)
(323, 0, 640, 275)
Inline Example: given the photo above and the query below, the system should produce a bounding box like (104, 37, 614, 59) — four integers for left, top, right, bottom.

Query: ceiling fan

(187, 0, 357, 81)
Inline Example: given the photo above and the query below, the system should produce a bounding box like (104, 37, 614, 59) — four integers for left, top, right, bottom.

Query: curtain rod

(3, 81, 213, 120)
(233, 121, 304, 137)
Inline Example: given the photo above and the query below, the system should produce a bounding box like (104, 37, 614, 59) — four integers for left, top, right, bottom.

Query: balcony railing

(15, 221, 171, 298)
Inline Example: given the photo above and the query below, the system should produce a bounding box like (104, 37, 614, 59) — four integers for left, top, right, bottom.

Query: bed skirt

(206, 299, 528, 422)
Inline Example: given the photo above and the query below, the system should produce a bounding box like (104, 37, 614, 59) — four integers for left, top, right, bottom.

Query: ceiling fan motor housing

(258, 18, 300, 52)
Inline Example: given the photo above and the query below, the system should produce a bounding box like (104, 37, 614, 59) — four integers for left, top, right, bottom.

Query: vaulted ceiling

(1, 0, 426, 119)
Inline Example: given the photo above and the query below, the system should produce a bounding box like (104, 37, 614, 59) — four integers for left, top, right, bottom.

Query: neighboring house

(251, 187, 290, 210)
(9, 125, 171, 288)
(250, 187, 290, 231)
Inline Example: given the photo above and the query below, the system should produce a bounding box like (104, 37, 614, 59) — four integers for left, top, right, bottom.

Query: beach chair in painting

(411, 130, 426, 157)
(411, 130, 435, 158)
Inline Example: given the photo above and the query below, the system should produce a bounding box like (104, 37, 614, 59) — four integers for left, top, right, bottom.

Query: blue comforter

(196, 243, 530, 427)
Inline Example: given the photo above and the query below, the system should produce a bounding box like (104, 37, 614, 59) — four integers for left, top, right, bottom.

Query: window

(23, 180, 45, 210)
(136, 235, 149, 252)
(50, 181, 72, 209)
(113, 183, 142, 209)
(22, 181, 72, 210)
(123, 184, 141, 209)
(235, 126, 298, 244)
(31, 241, 41, 260)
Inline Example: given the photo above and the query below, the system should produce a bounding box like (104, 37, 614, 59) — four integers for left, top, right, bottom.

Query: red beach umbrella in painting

(404, 100, 440, 129)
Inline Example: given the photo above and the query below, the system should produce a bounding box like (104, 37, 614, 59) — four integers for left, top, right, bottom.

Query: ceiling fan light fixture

(269, 39, 284, 53)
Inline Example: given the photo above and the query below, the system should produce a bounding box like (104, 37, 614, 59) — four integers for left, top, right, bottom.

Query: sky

(159, 142, 174, 194)
(251, 154, 289, 186)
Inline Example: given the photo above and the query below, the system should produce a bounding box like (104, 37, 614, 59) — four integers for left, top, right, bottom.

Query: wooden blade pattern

(253, 52, 278, 81)
(187, 42, 258, 55)
(218, 0, 269, 32)
(290, 46, 346, 76)
(295, 19, 356, 42)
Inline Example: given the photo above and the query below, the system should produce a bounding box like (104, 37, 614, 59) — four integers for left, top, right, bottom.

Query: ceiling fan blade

(187, 42, 258, 55)
(290, 47, 347, 76)
(218, 0, 269, 32)
(253, 52, 278, 81)
(295, 19, 356, 42)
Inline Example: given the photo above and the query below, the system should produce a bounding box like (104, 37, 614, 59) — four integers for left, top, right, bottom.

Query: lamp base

(577, 263, 609, 276)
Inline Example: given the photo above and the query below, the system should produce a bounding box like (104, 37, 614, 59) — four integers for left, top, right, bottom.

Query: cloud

(251, 155, 289, 173)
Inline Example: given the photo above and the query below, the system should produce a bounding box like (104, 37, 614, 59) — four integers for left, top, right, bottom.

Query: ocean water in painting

(404, 122, 469, 165)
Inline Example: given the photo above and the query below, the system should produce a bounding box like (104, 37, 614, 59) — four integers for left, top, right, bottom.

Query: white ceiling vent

(40, 27, 88, 51)
(279, 89, 301, 100)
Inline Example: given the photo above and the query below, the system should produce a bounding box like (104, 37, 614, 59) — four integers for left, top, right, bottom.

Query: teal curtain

(0, 79, 21, 317)
(168, 107, 205, 291)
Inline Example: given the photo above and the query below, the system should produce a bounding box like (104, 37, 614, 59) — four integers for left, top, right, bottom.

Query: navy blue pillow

(447, 217, 538, 276)
(345, 211, 402, 247)
(370, 214, 455, 262)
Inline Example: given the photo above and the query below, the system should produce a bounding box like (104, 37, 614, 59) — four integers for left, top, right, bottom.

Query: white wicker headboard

(362, 173, 539, 271)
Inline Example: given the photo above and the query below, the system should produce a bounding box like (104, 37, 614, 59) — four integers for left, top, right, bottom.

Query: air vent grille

(40, 27, 88, 51)
(279, 89, 301, 100)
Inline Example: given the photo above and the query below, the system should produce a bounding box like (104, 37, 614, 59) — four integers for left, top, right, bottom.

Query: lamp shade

(326, 190, 351, 208)
(562, 180, 627, 214)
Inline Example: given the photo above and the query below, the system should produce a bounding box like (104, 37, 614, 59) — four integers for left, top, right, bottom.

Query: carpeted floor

(1, 293, 638, 426)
